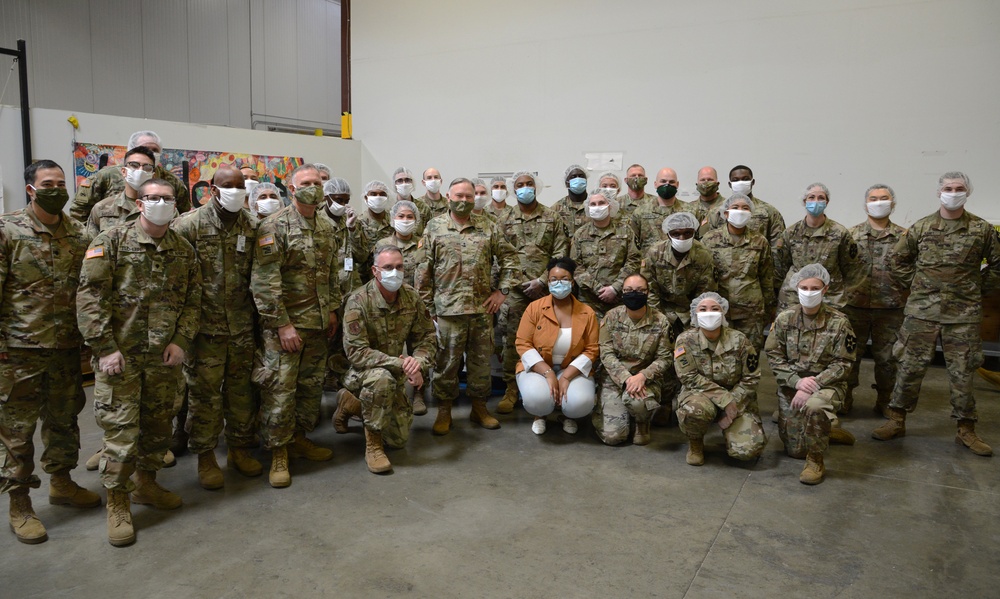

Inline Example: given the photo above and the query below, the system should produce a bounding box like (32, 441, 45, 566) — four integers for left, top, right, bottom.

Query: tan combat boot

(470, 399, 501, 430)
(956, 420, 993, 456)
(496, 386, 518, 414)
(227, 448, 263, 477)
(872, 407, 906, 440)
(829, 426, 856, 446)
(977, 367, 1000, 389)
(433, 401, 453, 436)
(162, 449, 176, 468)
(8, 488, 47, 544)
(633, 419, 652, 446)
(269, 446, 291, 488)
(288, 432, 333, 461)
(686, 435, 705, 466)
(412, 383, 428, 416)
(85, 447, 103, 471)
(131, 469, 182, 510)
(49, 469, 102, 507)
(106, 489, 135, 547)
(333, 389, 362, 434)
(799, 452, 825, 485)
(197, 451, 224, 490)
(364, 427, 392, 474)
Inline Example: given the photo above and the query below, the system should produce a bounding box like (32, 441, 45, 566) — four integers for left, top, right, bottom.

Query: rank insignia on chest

(85, 247, 104, 259)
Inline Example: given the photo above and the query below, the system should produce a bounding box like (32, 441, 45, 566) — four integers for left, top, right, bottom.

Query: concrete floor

(3, 361, 1000, 599)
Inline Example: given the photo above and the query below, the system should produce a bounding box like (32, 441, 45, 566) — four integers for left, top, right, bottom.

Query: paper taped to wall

(585, 152, 624, 172)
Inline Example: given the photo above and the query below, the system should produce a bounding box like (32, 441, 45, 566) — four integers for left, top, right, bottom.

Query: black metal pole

(16, 40, 31, 169)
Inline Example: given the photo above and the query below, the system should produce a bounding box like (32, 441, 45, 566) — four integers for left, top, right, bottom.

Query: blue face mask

(567, 177, 587, 194)
(549, 280, 573, 299)
(805, 201, 827, 217)
(516, 187, 536, 205)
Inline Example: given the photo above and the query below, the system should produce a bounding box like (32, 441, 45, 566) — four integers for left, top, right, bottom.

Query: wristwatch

(500, 287, 510, 295)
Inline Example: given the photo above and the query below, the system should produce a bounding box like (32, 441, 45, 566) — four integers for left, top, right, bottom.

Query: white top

(551, 328, 572, 366)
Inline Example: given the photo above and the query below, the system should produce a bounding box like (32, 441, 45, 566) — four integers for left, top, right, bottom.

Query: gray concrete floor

(3, 361, 1000, 599)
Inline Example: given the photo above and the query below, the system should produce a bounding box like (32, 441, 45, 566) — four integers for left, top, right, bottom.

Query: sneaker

(531, 418, 546, 435)
(562, 417, 578, 435)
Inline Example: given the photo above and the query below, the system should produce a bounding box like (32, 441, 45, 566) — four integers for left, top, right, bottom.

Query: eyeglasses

(141, 195, 176, 203)
(125, 162, 155, 173)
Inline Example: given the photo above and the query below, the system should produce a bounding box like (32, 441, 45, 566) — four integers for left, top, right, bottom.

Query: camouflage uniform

(358, 210, 394, 280)
(703, 194, 786, 255)
(629, 199, 696, 254)
(888, 211, 1000, 420)
(594, 305, 675, 445)
(416, 195, 448, 220)
(0, 209, 89, 495)
(85, 191, 139, 239)
(251, 205, 340, 449)
(497, 204, 569, 387)
(674, 326, 766, 460)
(414, 214, 518, 404)
(376, 234, 426, 289)
(488, 203, 514, 221)
(70, 163, 190, 222)
(765, 305, 856, 458)
(640, 239, 717, 325)
(692, 195, 726, 231)
(775, 217, 860, 310)
(172, 204, 258, 453)
(319, 207, 369, 388)
(569, 218, 641, 318)
(616, 191, 656, 215)
(550, 195, 588, 238)
(77, 220, 201, 491)
(342, 280, 437, 447)
(701, 227, 776, 350)
(842, 221, 912, 409)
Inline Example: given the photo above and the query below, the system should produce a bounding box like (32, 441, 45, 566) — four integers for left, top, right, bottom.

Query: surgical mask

(474, 194, 490, 210)
(142, 199, 174, 226)
(450, 200, 474, 218)
(805, 201, 827, 217)
(125, 167, 152, 190)
(424, 179, 442, 194)
(568, 177, 587, 194)
(378, 269, 404, 292)
(866, 200, 893, 219)
(797, 288, 824, 308)
(515, 187, 535, 205)
(621, 291, 648, 311)
(588, 204, 610, 221)
(627, 176, 648, 191)
(599, 187, 618, 201)
(548, 280, 573, 299)
(940, 191, 967, 210)
(243, 180, 259, 198)
(395, 182, 414, 198)
(327, 200, 347, 217)
(730, 180, 752, 195)
(30, 186, 70, 215)
(697, 311, 723, 331)
(294, 185, 323, 206)
(216, 187, 247, 213)
(670, 236, 694, 253)
(656, 184, 678, 200)
(697, 181, 719, 197)
(492, 189, 507, 202)
(257, 198, 281, 216)
(393, 219, 416, 236)
(727, 209, 752, 228)
(367, 195, 389, 213)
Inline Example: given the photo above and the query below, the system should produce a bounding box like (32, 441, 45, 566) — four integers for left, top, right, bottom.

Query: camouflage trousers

(889, 316, 983, 421)
(184, 331, 257, 453)
(433, 314, 493, 403)
(776, 386, 840, 458)
(592, 378, 660, 445)
(493, 302, 509, 366)
(326, 306, 350, 389)
(502, 291, 532, 385)
(344, 367, 413, 448)
(255, 327, 328, 449)
(94, 352, 180, 492)
(0, 348, 85, 494)
(730, 315, 768, 353)
(676, 389, 766, 460)
(843, 306, 903, 401)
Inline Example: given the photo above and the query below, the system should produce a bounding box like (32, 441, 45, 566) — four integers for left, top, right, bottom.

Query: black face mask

(621, 291, 648, 311)
(656, 184, 678, 200)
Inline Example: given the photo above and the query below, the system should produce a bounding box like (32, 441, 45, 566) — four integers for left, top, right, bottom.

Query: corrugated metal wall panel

(226, 0, 251, 128)
(248, 0, 265, 124)
(324, 0, 340, 125)
(141, 0, 190, 122)
(294, 0, 326, 125)
(187, 0, 231, 128)
(29, 0, 94, 112)
(90, 0, 145, 118)
(260, 0, 297, 124)
(0, 0, 32, 108)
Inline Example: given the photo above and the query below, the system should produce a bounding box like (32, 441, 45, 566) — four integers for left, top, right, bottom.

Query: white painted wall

(352, 0, 1000, 227)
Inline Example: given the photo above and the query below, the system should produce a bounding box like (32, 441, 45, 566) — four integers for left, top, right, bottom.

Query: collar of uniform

(930, 210, 970, 231)
(389, 235, 416, 250)
(113, 191, 139, 215)
(202, 201, 249, 233)
(445, 214, 478, 232)
(802, 217, 832, 236)
(132, 220, 164, 249)
(366, 278, 393, 311)
(21, 205, 69, 238)
(863, 220, 899, 240)
(515, 203, 546, 221)
(625, 307, 657, 330)
(695, 326, 735, 353)
(793, 304, 829, 330)
(562, 196, 587, 211)
(669, 243, 696, 267)
(292, 208, 316, 231)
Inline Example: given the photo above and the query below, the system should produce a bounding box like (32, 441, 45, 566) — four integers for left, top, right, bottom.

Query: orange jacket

(515, 295, 600, 375)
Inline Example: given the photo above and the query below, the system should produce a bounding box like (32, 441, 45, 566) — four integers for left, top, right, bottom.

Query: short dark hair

(125, 146, 156, 163)
(449, 177, 474, 192)
(547, 256, 577, 275)
(729, 164, 753, 179)
(137, 178, 173, 197)
(24, 159, 63, 185)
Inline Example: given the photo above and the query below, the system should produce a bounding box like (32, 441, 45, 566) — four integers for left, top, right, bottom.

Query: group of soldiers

(1, 129, 998, 548)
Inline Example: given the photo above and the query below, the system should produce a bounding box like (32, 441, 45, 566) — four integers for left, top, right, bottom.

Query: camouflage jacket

(85, 192, 140, 239)
(71, 163, 190, 222)
(318, 207, 368, 298)
(765, 304, 856, 393)
(598, 305, 675, 388)
(674, 326, 760, 411)
(497, 203, 569, 286)
(376, 234, 426, 288)
(551, 195, 589, 239)
(704, 194, 786, 255)
(692, 195, 726, 229)
(570, 218, 641, 310)
(342, 280, 437, 377)
(845, 220, 912, 310)
(701, 226, 776, 319)
(640, 239, 718, 324)
(416, 194, 449, 220)
(775, 217, 860, 309)
(629, 199, 696, 253)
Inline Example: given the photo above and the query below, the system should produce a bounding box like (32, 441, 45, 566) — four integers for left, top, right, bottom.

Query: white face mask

(244, 180, 259, 198)
(670, 236, 694, 253)
(257, 198, 281, 216)
(395, 183, 413, 198)
(474, 195, 490, 210)
(727, 209, 752, 228)
(798, 288, 824, 308)
(940, 191, 967, 211)
(216, 187, 247, 213)
(491, 189, 507, 202)
(367, 195, 389, 213)
(142, 199, 175, 226)
(424, 179, 442, 194)
(588, 204, 610, 221)
(393, 219, 416, 236)
(125, 167, 153, 190)
(599, 187, 618, 201)
(866, 200, 893, 219)
(731, 180, 752, 195)
(327, 201, 347, 217)
(697, 311, 724, 331)
(378, 268, 404, 292)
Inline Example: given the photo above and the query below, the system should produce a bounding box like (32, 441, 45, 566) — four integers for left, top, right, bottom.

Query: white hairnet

(789, 263, 831, 288)
(249, 182, 281, 213)
(314, 163, 331, 177)
(722, 193, 754, 211)
(690, 291, 730, 326)
(363, 180, 391, 196)
(663, 211, 699, 232)
(490, 176, 507, 187)
(324, 178, 350, 196)
(390, 200, 421, 225)
(597, 172, 621, 189)
(564, 164, 587, 180)
(588, 191, 619, 219)
(392, 167, 413, 180)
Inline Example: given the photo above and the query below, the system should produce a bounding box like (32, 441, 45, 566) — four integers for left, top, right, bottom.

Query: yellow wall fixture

(341, 112, 352, 139)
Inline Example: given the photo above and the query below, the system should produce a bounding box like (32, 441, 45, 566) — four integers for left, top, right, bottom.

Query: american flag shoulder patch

(258, 234, 275, 247)
(85, 247, 104, 259)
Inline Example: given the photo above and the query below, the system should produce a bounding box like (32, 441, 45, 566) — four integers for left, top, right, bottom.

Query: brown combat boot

(131, 469, 182, 510)
(977, 367, 1000, 389)
(49, 469, 102, 507)
(799, 452, 825, 485)
(412, 393, 428, 416)
(686, 435, 705, 466)
(633, 419, 652, 446)
(269, 446, 291, 488)
(872, 407, 906, 440)
(829, 426, 856, 446)
(470, 399, 501, 430)
(162, 449, 176, 468)
(8, 488, 47, 544)
(956, 419, 993, 456)
(197, 451, 224, 490)
(85, 447, 103, 471)
(288, 432, 333, 461)
(873, 385, 891, 418)
(433, 401, 453, 435)
(364, 427, 392, 474)
(106, 489, 135, 547)
(333, 389, 362, 434)
(496, 386, 518, 414)
(227, 448, 263, 477)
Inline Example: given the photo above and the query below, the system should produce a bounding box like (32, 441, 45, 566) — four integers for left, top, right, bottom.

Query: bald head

(212, 164, 244, 188)
(697, 167, 718, 183)
(655, 168, 678, 186)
